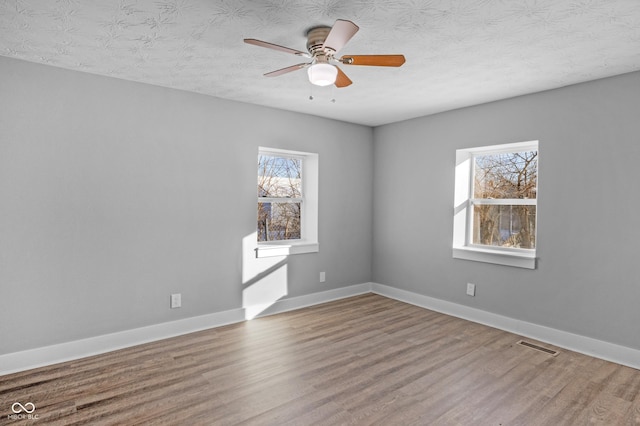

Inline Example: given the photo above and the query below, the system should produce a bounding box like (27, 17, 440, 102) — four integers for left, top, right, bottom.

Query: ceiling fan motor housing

(306, 26, 333, 62)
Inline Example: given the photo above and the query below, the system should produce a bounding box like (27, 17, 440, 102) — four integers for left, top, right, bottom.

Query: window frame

(256, 147, 318, 258)
(453, 141, 539, 269)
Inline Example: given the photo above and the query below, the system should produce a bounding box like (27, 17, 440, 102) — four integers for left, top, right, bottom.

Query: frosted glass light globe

(307, 63, 337, 86)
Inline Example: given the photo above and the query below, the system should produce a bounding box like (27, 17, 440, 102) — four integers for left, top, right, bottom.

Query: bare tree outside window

(257, 154, 302, 242)
(472, 150, 538, 249)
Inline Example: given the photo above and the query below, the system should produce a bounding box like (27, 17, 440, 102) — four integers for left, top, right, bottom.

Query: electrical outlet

(466, 283, 476, 296)
(319, 271, 326, 283)
(170, 293, 182, 309)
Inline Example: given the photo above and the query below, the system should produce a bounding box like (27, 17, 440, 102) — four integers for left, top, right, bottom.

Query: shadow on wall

(241, 232, 288, 320)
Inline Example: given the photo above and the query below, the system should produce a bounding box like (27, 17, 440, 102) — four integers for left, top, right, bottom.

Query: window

(453, 141, 539, 269)
(256, 147, 318, 257)
(258, 154, 302, 242)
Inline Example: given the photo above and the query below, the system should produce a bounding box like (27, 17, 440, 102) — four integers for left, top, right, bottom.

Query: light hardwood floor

(1, 294, 639, 425)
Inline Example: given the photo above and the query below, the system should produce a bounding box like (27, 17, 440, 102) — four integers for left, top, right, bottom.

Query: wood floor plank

(1, 293, 639, 425)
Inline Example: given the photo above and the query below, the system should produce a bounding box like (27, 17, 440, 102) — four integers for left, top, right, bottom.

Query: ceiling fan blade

(244, 38, 310, 57)
(264, 63, 309, 77)
(341, 55, 406, 67)
(323, 19, 359, 54)
(334, 66, 352, 88)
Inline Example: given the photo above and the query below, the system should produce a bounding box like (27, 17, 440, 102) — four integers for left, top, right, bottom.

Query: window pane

(474, 151, 537, 199)
(473, 205, 536, 249)
(258, 155, 302, 198)
(257, 202, 301, 242)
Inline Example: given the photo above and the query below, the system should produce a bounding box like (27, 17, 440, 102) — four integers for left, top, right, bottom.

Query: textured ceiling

(1, 0, 640, 126)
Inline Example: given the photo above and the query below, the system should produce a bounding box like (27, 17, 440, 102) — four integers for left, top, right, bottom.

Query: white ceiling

(2, 0, 640, 126)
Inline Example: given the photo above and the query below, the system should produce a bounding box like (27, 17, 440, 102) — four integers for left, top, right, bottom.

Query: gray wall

(0, 56, 373, 354)
(373, 71, 640, 350)
(3, 54, 639, 357)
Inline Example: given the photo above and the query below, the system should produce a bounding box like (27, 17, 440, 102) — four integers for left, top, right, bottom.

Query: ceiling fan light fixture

(245, 19, 404, 90)
(307, 63, 337, 86)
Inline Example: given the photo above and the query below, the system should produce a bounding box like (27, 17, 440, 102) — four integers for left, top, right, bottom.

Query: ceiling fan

(244, 19, 405, 88)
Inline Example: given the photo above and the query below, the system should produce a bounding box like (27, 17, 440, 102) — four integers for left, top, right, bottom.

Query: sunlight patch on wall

(243, 263, 288, 320)
(242, 232, 288, 320)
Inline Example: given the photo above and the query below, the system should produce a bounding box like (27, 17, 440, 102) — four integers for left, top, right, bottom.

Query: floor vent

(516, 340, 560, 356)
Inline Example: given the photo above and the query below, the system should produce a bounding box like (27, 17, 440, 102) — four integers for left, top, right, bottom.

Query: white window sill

(256, 242, 319, 258)
(453, 246, 536, 269)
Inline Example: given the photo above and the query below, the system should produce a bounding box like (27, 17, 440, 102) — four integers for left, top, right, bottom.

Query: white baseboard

(3, 282, 637, 375)
(371, 282, 640, 371)
(0, 283, 372, 376)
(256, 282, 372, 318)
(0, 308, 245, 376)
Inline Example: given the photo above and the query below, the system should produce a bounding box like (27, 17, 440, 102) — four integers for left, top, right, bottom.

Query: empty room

(1, 1, 639, 424)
